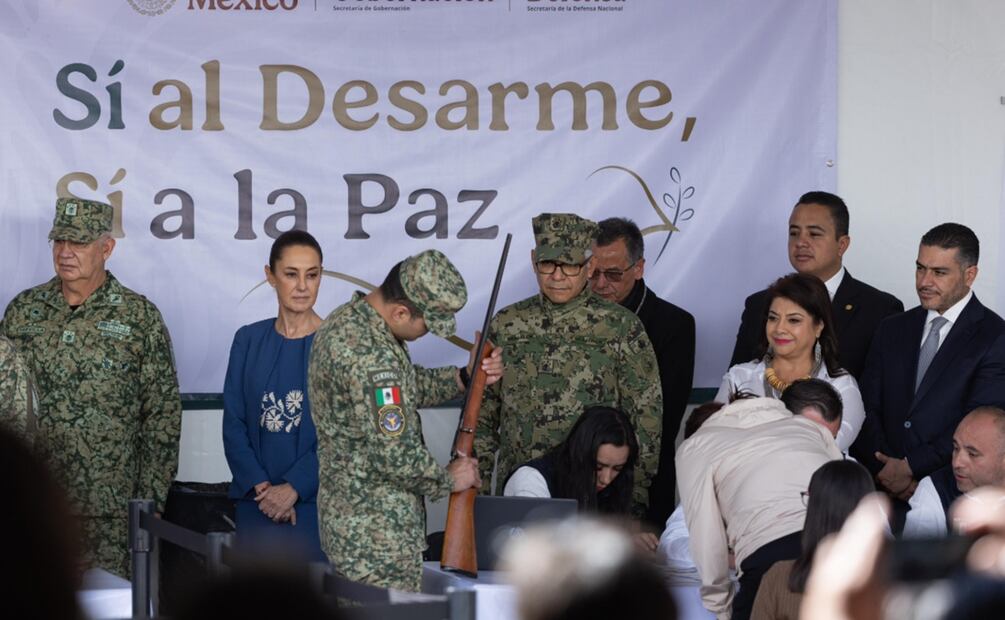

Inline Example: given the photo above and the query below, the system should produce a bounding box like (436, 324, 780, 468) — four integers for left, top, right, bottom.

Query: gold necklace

(764, 366, 811, 393)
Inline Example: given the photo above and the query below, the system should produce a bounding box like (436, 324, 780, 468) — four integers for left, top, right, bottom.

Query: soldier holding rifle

(475, 213, 663, 517)
(308, 249, 502, 592)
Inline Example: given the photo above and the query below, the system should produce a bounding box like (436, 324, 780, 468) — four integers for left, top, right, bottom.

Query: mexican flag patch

(375, 386, 402, 406)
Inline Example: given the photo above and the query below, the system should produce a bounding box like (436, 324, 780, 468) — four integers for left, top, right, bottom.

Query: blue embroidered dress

(222, 318, 326, 562)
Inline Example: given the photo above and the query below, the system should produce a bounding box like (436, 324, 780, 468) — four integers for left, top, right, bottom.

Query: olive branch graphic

(589, 165, 696, 263)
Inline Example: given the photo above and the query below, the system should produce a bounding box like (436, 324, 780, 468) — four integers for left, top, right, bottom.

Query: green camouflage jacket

(475, 286, 663, 515)
(1, 273, 181, 516)
(0, 334, 37, 438)
(308, 292, 458, 588)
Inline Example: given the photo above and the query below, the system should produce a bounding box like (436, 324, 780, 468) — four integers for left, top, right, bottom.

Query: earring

(813, 339, 822, 365)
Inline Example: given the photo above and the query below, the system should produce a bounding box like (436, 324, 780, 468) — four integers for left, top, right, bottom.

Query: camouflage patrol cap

(532, 213, 599, 264)
(48, 197, 113, 244)
(399, 249, 468, 338)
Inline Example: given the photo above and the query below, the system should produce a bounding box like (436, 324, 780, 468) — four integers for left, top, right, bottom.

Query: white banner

(0, 0, 836, 392)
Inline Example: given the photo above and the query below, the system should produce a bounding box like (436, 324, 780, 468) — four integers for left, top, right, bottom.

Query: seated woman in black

(503, 405, 638, 515)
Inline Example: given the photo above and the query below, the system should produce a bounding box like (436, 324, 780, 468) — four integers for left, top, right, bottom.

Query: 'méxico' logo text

(188, 0, 298, 10)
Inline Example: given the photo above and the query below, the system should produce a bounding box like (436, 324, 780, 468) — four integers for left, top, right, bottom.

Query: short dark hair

(728, 389, 759, 404)
(920, 222, 980, 267)
(378, 261, 422, 317)
(595, 217, 644, 264)
(781, 378, 843, 424)
(796, 191, 849, 238)
(552, 406, 639, 515)
(760, 273, 845, 377)
(684, 402, 725, 439)
(268, 229, 323, 272)
(788, 460, 874, 593)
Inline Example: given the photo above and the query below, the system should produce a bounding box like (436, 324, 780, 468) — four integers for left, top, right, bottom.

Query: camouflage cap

(532, 213, 599, 264)
(399, 249, 468, 338)
(48, 197, 113, 244)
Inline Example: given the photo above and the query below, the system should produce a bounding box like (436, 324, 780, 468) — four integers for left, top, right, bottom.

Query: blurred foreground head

(1, 425, 83, 620)
(501, 518, 676, 620)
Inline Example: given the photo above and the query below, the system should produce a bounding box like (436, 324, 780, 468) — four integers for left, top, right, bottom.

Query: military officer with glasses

(592, 217, 695, 528)
(2, 197, 181, 578)
(475, 213, 663, 518)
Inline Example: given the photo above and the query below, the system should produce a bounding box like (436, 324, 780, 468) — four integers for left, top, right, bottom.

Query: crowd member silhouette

(2, 426, 83, 620)
(751, 460, 875, 619)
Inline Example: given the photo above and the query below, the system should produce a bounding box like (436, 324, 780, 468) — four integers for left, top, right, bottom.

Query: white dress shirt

(714, 360, 866, 451)
(919, 289, 972, 352)
(823, 266, 846, 300)
(503, 466, 551, 498)
(903, 475, 948, 538)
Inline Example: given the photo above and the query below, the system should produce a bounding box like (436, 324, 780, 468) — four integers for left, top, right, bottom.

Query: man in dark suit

(852, 223, 1005, 521)
(730, 191, 903, 379)
(592, 217, 695, 528)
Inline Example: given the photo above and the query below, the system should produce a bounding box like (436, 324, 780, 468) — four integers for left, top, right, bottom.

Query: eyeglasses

(800, 491, 809, 507)
(588, 261, 638, 283)
(535, 261, 585, 277)
(49, 239, 92, 252)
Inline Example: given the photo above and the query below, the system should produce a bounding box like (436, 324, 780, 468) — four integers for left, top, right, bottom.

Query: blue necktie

(915, 316, 948, 392)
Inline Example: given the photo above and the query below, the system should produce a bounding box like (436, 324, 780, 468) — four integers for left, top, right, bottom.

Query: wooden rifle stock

(439, 344, 492, 576)
(440, 234, 512, 577)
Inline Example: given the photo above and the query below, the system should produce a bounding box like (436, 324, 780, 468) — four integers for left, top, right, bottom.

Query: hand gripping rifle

(440, 233, 512, 577)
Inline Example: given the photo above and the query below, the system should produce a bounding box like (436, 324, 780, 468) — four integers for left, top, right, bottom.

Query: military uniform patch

(378, 405, 405, 436)
(2, 270, 182, 578)
(64, 202, 78, 216)
(370, 369, 401, 384)
(374, 386, 401, 406)
(98, 320, 132, 339)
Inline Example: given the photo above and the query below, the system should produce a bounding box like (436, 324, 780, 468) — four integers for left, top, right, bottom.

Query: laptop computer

(474, 495, 578, 571)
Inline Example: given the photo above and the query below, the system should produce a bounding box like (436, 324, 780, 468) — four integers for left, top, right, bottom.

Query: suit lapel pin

(845, 304, 853, 311)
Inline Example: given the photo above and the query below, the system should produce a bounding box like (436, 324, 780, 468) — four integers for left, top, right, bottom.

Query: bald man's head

(952, 407, 1005, 493)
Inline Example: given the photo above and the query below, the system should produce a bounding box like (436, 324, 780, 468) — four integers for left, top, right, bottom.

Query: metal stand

(447, 587, 477, 620)
(128, 499, 154, 620)
(128, 498, 235, 618)
(206, 532, 234, 577)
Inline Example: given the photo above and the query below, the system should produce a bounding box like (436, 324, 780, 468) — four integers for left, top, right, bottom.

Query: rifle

(440, 233, 512, 577)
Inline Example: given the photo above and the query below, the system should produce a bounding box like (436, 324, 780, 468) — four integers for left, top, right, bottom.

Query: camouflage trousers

(81, 516, 130, 579)
(334, 549, 424, 593)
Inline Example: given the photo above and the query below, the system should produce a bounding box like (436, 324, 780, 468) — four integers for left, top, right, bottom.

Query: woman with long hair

(504, 405, 639, 515)
(750, 459, 876, 619)
(715, 272, 865, 450)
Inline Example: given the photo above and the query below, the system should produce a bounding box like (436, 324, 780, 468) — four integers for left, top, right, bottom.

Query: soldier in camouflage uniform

(308, 249, 501, 592)
(475, 213, 663, 516)
(1, 198, 181, 578)
(0, 334, 37, 438)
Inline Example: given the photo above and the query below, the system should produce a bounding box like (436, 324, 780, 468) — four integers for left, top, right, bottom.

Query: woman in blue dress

(222, 230, 327, 562)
